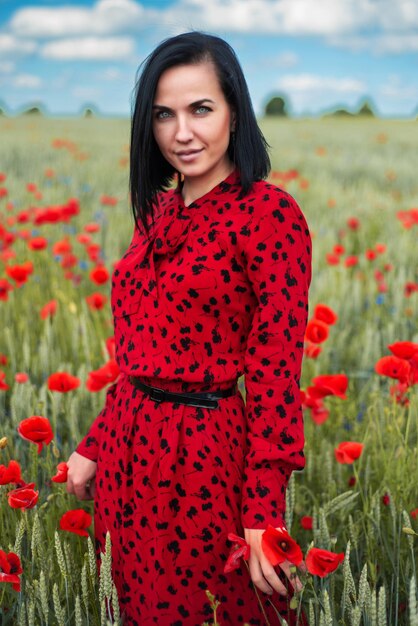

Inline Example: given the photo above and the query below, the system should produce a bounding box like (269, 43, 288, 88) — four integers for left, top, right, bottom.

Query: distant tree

(84, 108, 94, 118)
(357, 100, 375, 117)
(22, 106, 43, 116)
(264, 95, 288, 117)
(323, 108, 354, 118)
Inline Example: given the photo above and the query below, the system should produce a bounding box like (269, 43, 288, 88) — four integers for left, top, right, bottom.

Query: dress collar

(175, 168, 241, 209)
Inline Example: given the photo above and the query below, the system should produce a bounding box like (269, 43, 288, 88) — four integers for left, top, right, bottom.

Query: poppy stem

(243, 560, 272, 626)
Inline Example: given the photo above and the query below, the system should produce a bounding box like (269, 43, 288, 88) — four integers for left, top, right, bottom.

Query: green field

(0, 115, 417, 625)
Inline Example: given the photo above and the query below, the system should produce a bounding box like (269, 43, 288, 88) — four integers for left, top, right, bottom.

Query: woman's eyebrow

(152, 98, 215, 110)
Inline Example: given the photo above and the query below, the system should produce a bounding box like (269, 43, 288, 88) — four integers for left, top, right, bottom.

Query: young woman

(67, 31, 312, 626)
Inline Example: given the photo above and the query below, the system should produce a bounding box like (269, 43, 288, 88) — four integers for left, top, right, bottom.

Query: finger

(278, 561, 304, 593)
(73, 481, 91, 501)
(259, 558, 288, 596)
(248, 554, 274, 595)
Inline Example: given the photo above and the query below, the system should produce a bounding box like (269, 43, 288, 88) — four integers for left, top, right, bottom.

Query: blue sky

(1, 0, 417, 117)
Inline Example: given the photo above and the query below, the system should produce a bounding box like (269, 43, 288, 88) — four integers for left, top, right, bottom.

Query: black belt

(129, 376, 238, 409)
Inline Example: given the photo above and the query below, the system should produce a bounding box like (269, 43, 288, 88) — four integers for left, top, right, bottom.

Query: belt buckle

(149, 386, 166, 403)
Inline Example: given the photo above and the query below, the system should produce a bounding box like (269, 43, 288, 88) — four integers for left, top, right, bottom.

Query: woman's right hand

(66, 451, 97, 500)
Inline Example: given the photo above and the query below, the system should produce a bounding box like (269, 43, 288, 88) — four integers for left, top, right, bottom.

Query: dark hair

(129, 30, 271, 236)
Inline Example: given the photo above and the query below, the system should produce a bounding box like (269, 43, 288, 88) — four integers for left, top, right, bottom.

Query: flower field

(0, 114, 417, 625)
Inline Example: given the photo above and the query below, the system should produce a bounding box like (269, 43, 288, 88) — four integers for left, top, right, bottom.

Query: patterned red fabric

(76, 169, 312, 625)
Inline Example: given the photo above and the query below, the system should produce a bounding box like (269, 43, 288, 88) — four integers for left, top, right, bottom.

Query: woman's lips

(176, 149, 203, 162)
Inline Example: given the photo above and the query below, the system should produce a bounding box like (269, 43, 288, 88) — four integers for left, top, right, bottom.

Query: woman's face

(152, 61, 235, 185)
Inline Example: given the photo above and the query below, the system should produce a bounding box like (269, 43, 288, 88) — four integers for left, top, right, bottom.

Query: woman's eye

(155, 110, 171, 120)
(195, 106, 211, 114)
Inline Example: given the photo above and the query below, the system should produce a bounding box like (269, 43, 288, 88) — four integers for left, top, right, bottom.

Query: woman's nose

(175, 116, 193, 142)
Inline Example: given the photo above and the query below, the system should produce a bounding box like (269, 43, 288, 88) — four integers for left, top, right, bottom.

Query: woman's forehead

(154, 62, 223, 102)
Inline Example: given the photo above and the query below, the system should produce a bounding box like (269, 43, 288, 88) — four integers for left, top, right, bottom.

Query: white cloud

(9, 0, 156, 37)
(277, 73, 366, 94)
(72, 86, 102, 99)
(379, 75, 418, 101)
(0, 34, 37, 57)
(101, 66, 124, 80)
(13, 74, 43, 88)
(0, 61, 15, 73)
(40, 37, 136, 60)
(275, 52, 299, 68)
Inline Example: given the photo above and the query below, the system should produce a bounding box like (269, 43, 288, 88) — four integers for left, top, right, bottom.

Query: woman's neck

(181, 162, 235, 207)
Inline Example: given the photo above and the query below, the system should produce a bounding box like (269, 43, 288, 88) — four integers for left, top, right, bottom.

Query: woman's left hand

(244, 528, 306, 596)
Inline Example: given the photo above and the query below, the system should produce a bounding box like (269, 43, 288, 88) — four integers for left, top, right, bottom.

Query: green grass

(0, 115, 417, 625)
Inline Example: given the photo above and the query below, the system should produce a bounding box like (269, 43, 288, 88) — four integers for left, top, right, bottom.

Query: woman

(67, 31, 312, 625)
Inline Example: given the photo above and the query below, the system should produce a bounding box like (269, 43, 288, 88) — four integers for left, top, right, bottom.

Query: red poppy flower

(48, 372, 80, 393)
(344, 255, 358, 268)
(347, 217, 360, 230)
(411, 508, 418, 519)
(224, 533, 251, 573)
(52, 462, 68, 483)
(5, 262, 34, 286)
(0, 353, 7, 365)
(86, 243, 102, 263)
(0, 550, 22, 592)
(28, 237, 48, 251)
(332, 244, 345, 255)
(326, 253, 340, 265)
(334, 441, 364, 464)
(305, 319, 329, 344)
(0, 460, 22, 486)
(375, 356, 411, 384)
(313, 304, 338, 325)
(26, 182, 37, 193)
(0, 278, 13, 301)
(305, 548, 344, 577)
(105, 336, 115, 359)
(310, 402, 330, 425)
(84, 222, 100, 233)
(382, 493, 390, 506)
(52, 239, 72, 255)
(365, 249, 376, 261)
(261, 525, 303, 567)
(0, 371, 9, 391)
(86, 293, 107, 310)
(304, 342, 322, 359)
(311, 374, 349, 399)
(348, 476, 356, 487)
(60, 253, 78, 269)
(86, 359, 119, 392)
(15, 372, 29, 383)
(375, 243, 386, 254)
(77, 233, 91, 245)
(17, 415, 54, 453)
(8, 484, 39, 509)
(59, 509, 92, 537)
(388, 342, 418, 361)
(90, 265, 109, 285)
(40, 300, 58, 319)
(300, 516, 313, 530)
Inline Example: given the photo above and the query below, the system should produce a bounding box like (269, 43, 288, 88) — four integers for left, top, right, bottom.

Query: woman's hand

(244, 527, 306, 596)
(66, 451, 97, 500)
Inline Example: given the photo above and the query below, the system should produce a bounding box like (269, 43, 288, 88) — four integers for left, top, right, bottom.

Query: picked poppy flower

(224, 533, 251, 573)
(40, 299, 58, 319)
(51, 462, 68, 483)
(59, 509, 92, 537)
(48, 372, 80, 393)
(105, 336, 115, 359)
(8, 484, 39, 509)
(305, 319, 329, 344)
(304, 342, 322, 359)
(0, 550, 23, 592)
(310, 374, 349, 399)
(86, 293, 107, 310)
(0, 460, 23, 486)
(300, 516, 313, 530)
(313, 304, 338, 325)
(305, 547, 344, 578)
(17, 415, 54, 453)
(90, 265, 109, 285)
(334, 441, 364, 464)
(86, 359, 119, 392)
(261, 525, 303, 567)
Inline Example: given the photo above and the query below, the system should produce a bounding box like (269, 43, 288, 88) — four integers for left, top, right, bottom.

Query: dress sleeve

(75, 379, 119, 461)
(241, 190, 312, 529)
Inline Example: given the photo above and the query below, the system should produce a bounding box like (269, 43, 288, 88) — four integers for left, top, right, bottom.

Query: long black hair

(129, 31, 271, 236)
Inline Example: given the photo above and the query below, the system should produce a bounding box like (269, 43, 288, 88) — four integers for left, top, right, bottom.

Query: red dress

(76, 169, 312, 625)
